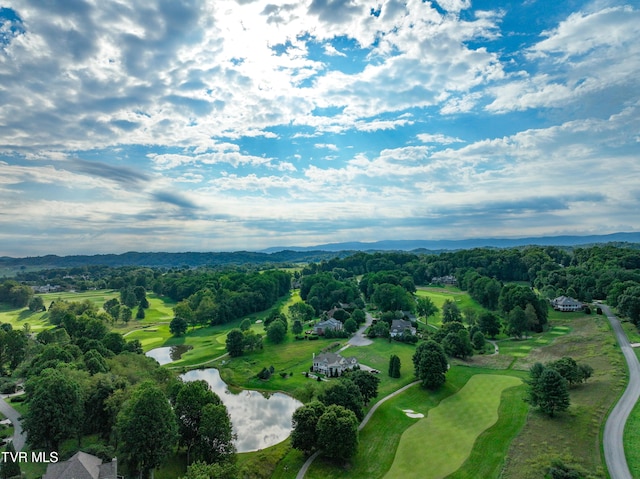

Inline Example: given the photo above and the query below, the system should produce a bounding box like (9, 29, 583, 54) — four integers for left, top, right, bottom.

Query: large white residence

(312, 352, 359, 376)
(551, 296, 583, 312)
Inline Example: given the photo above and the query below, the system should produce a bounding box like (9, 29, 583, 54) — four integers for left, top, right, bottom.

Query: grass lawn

(303, 367, 523, 479)
(0, 290, 175, 334)
(415, 287, 484, 327)
(501, 314, 623, 478)
(384, 374, 522, 479)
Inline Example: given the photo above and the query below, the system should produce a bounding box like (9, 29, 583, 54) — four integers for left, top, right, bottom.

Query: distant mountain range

(0, 232, 638, 271)
(260, 232, 640, 253)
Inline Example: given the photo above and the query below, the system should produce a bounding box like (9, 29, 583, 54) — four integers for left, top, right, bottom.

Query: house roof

(391, 319, 414, 333)
(553, 296, 581, 305)
(316, 318, 342, 329)
(43, 452, 116, 479)
(313, 352, 358, 366)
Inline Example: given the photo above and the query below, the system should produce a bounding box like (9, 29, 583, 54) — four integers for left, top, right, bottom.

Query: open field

(385, 374, 522, 479)
(415, 287, 483, 327)
(501, 313, 624, 478)
(0, 290, 175, 334)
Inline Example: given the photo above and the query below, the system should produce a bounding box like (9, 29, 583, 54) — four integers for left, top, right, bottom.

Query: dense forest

(0, 243, 639, 478)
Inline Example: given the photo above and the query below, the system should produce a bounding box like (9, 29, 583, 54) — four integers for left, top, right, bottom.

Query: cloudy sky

(0, 0, 638, 256)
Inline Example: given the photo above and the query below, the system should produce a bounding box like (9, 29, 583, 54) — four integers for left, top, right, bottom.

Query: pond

(181, 368, 303, 452)
(145, 345, 193, 365)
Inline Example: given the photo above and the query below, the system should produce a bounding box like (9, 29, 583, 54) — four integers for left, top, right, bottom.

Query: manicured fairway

(384, 374, 521, 479)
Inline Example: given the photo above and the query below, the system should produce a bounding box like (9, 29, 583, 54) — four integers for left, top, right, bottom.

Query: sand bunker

(403, 409, 425, 419)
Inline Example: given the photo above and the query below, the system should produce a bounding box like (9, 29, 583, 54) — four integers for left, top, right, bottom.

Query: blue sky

(0, 0, 638, 256)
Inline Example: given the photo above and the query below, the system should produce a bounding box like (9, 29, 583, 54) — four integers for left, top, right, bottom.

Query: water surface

(146, 345, 193, 365)
(181, 368, 302, 452)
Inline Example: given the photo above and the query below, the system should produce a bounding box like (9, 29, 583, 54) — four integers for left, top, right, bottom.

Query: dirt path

(602, 304, 640, 479)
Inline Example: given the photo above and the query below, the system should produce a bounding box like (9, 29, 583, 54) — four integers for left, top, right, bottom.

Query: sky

(0, 0, 639, 256)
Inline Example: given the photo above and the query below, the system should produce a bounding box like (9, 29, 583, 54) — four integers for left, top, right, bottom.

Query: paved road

(0, 393, 26, 452)
(602, 304, 640, 479)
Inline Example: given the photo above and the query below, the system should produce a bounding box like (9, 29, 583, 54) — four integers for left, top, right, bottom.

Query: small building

(431, 275, 457, 285)
(312, 352, 359, 376)
(551, 296, 583, 312)
(390, 319, 416, 338)
(43, 452, 118, 479)
(314, 318, 343, 335)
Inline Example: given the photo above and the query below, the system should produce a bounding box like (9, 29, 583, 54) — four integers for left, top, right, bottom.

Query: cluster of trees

(165, 270, 291, 328)
(225, 328, 264, 357)
(0, 281, 33, 308)
(291, 370, 380, 460)
(413, 340, 448, 389)
(21, 354, 236, 477)
(299, 273, 361, 314)
(526, 357, 593, 417)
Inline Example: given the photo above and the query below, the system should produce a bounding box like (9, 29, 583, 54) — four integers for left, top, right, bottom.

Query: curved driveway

(602, 304, 640, 479)
(0, 394, 26, 452)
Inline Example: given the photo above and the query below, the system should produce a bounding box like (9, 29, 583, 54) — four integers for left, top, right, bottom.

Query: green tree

(527, 366, 570, 417)
(194, 403, 236, 464)
(346, 370, 380, 405)
(291, 401, 326, 455)
(174, 380, 223, 463)
(174, 301, 196, 329)
(225, 329, 244, 357)
(179, 461, 238, 479)
(478, 312, 501, 339)
(266, 319, 287, 344)
(441, 299, 462, 323)
(442, 329, 473, 359)
(316, 405, 359, 461)
(352, 308, 366, 325)
(472, 330, 486, 350)
(413, 340, 448, 389)
(416, 296, 438, 320)
(292, 320, 303, 335)
(388, 354, 401, 378)
(170, 317, 188, 337)
(103, 298, 120, 321)
(116, 381, 178, 478)
(136, 304, 145, 319)
(0, 441, 21, 479)
(239, 318, 252, 332)
(120, 305, 132, 324)
(22, 368, 84, 451)
(344, 318, 357, 334)
(318, 378, 364, 421)
(618, 286, 640, 324)
(505, 305, 528, 339)
(28, 295, 45, 312)
(289, 302, 315, 323)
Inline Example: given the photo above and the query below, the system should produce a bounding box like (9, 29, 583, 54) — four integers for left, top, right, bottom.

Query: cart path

(296, 380, 420, 479)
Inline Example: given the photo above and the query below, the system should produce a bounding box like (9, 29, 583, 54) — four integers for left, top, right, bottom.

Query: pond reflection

(146, 345, 193, 365)
(181, 368, 303, 452)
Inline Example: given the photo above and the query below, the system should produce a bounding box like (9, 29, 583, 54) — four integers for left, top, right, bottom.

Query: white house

(312, 352, 359, 376)
(390, 319, 416, 337)
(551, 296, 583, 312)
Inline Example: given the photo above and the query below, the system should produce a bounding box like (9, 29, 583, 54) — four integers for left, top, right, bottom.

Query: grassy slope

(384, 374, 522, 479)
(500, 312, 624, 478)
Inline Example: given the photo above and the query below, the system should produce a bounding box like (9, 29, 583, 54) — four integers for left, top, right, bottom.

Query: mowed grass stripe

(384, 374, 521, 479)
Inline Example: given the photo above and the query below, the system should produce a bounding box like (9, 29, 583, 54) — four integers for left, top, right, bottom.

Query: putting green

(384, 374, 521, 479)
